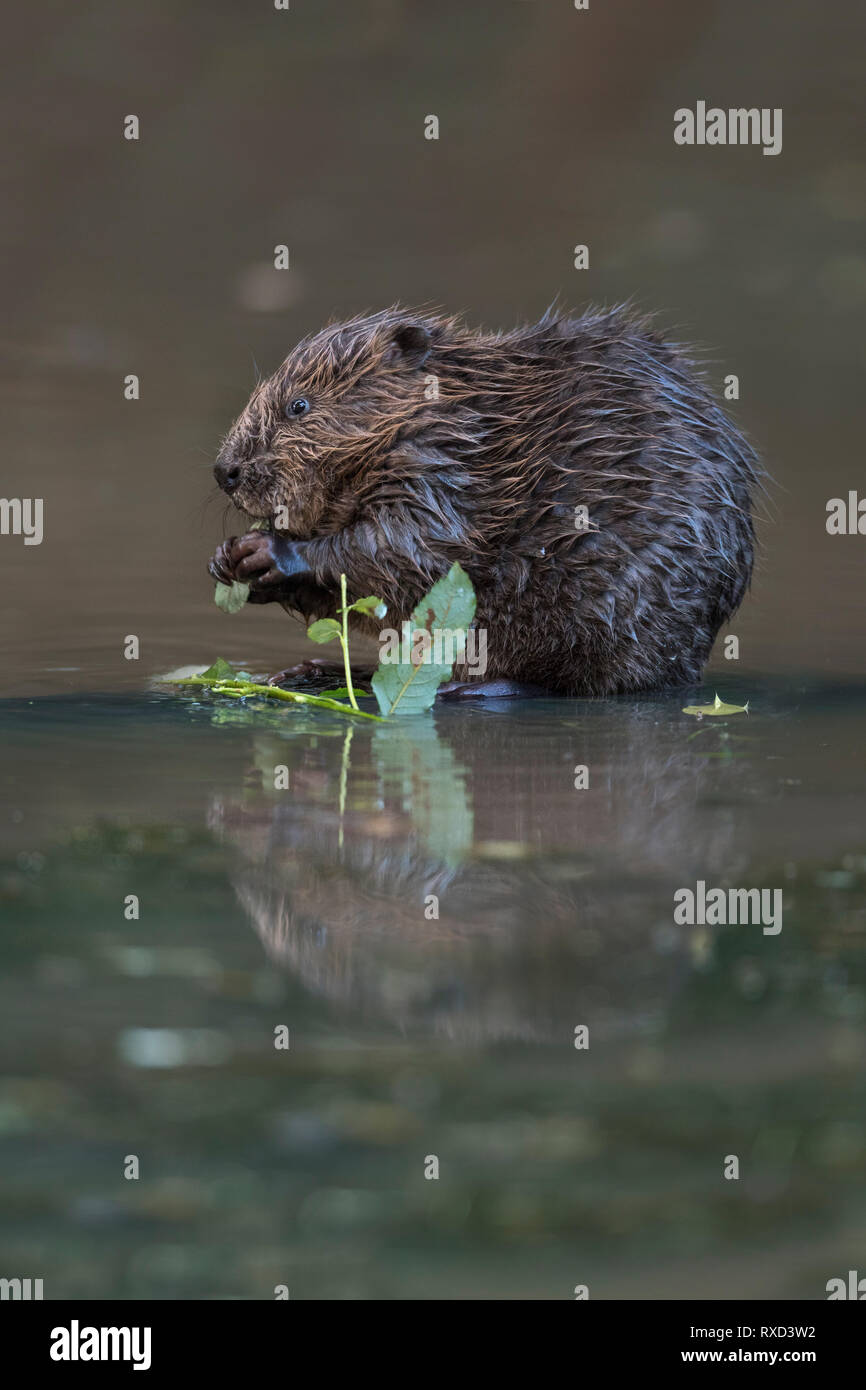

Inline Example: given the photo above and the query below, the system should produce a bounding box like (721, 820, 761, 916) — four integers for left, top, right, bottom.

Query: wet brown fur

(212, 305, 760, 695)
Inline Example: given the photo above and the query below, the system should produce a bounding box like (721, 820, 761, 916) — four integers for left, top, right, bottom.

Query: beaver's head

(213, 309, 436, 537)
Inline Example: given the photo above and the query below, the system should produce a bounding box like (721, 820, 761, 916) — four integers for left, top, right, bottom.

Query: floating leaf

(371, 562, 476, 716)
(200, 657, 236, 682)
(306, 618, 342, 644)
(682, 692, 750, 718)
(214, 580, 250, 614)
(154, 664, 219, 684)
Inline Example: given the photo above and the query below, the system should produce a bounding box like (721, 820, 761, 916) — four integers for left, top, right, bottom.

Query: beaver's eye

(287, 397, 310, 418)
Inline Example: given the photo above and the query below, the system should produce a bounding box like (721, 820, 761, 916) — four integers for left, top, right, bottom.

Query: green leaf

(319, 687, 352, 699)
(371, 562, 477, 716)
(200, 657, 236, 682)
(348, 595, 387, 619)
(214, 580, 250, 614)
(682, 692, 750, 717)
(306, 618, 343, 644)
(372, 663, 445, 716)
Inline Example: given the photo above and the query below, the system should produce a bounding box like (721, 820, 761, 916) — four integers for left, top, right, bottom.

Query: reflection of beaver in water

(208, 306, 759, 696)
(213, 711, 762, 1041)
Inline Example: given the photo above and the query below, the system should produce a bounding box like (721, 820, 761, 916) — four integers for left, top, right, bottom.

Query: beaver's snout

(214, 447, 243, 495)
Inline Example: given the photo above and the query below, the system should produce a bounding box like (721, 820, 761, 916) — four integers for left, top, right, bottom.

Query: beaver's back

(430, 307, 759, 694)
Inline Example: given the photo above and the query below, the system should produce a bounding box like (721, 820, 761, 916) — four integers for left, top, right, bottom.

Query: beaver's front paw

(208, 532, 311, 600)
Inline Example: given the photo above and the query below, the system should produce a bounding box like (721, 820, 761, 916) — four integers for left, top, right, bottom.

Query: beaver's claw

(208, 538, 238, 585)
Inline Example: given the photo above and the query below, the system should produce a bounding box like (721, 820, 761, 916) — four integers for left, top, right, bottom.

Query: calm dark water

(1, 677, 864, 1299)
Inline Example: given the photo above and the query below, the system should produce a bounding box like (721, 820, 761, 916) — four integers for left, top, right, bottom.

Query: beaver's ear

(391, 321, 431, 368)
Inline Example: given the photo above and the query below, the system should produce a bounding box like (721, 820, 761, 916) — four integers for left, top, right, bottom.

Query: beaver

(208, 305, 759, 696)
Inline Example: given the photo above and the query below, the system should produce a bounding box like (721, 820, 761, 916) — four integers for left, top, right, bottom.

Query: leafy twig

(306, 574, 386, 713)
(160, 673, 383, 721)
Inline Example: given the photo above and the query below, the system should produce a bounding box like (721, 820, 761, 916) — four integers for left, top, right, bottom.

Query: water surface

(1, 677, 864, 1299)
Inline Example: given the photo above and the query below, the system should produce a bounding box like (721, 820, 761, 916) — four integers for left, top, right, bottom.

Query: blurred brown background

(1, 0, 864, 693)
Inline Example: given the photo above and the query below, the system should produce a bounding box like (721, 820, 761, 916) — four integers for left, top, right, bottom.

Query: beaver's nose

(214, 452, 243, 494)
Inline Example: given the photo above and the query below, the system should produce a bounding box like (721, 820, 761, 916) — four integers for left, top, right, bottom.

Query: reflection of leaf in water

(209, 704, 262, 729)
(241, 720, 473, 861)
(338, 723, 354, 850)
(372, 720, 473, 864)
(692, 749, 749, 760)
